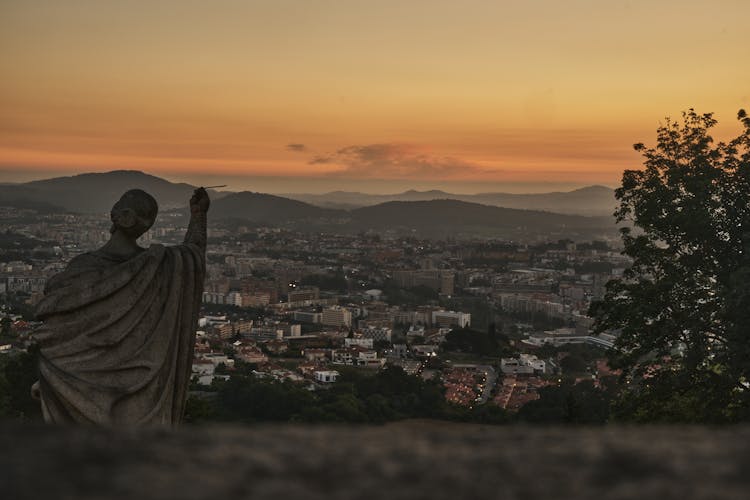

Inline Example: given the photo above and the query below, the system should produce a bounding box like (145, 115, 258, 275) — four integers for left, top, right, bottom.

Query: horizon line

(0, 168, 620, 196)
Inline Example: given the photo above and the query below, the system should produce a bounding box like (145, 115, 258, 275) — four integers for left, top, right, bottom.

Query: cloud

(308, 143, 483, 179)
(309, 155, 333, 164)
(286, 143, 307, 152)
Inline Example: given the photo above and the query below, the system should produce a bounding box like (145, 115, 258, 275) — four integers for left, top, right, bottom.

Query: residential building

(432, 310, 471, 328)
(314, 370, 339, 383)
(321, 306, 352, 328)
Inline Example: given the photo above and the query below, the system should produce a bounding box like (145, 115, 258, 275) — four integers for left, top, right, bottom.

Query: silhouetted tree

(590, 109, 750, 422)
(0, 345, 42, 421)
(0, 317, 12, 339)
(560, 353, 588, 374)
(517, 381, 612, 424)
(210, 365, 449, 424)
(487, 322, 498, 348)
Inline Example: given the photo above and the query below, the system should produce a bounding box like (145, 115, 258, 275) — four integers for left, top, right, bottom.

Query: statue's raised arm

(184, 187, 210, 252)
(34, 188, 207, 426)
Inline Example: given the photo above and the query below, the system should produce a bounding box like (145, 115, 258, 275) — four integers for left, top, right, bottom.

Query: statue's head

(110, 189, 158, 238)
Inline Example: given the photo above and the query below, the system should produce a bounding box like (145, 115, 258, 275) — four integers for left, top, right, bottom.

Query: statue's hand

(190, 187, 211, 214)
(31, 380, 40, 401)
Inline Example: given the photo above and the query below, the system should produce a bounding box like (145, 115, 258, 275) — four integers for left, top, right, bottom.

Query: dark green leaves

(591, 109, 750, 422)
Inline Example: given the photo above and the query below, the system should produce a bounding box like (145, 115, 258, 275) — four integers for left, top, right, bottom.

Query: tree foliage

(0, 346, 42, 421)
(591, 109, 750, 422)
(443, 326, 513, 357)
(517, 380, 614, 424)
(0, 317, 13, 339)
(197, 366, 450, 424)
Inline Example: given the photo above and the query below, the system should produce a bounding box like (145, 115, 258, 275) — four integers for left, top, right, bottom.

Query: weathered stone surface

(33, 188, 208, 426)
(2, 422, 748, 500)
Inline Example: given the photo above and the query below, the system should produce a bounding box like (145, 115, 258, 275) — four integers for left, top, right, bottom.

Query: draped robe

(34, 243, 204, 426)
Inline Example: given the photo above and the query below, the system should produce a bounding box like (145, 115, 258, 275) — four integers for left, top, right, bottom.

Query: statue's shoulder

(43, 245, 170, 301)
(56, 249, 137, 281)
(69, 245, 164, 268)
(144, 244, 168, 260)
(65, 251, 110, 272)
(43, 252, 105, 296)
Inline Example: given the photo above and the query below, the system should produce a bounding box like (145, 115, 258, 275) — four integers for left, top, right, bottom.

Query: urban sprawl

(1, 207, 626, 414)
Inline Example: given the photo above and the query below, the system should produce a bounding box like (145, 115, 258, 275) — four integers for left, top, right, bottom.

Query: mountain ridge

(282, 185, 617, 216)
(0, 170, 618, 239)
(348, 199, 614, 238)
(0, 170, 227, 213)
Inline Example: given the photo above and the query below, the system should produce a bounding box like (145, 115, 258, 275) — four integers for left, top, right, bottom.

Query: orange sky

(1, 0, 748, 193)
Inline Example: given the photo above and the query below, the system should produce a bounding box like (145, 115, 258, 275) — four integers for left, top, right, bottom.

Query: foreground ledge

(1, 422, 748, 500)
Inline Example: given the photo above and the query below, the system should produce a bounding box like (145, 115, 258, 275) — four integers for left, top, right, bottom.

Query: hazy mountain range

(0, 170, 618, 240)
(345, 199, 614, 239)
(282, 185, 617, 216)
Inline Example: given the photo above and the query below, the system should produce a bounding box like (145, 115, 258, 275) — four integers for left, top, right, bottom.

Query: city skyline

(2, 1, 749, 193)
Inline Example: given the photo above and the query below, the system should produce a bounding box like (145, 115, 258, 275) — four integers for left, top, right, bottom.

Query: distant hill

(22, 171, 199, 212)
(0, 185, 66, 213)
(0, 170, 227, 213)
(210, 191, 337, 224)
(469, 186, 617, 216)
(211, 196, 616, 240)
(283, 185, 617, 216)
(348, 199, 615, 239)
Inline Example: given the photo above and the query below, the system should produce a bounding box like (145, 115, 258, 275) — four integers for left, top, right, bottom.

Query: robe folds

(34, 243, 204, 426)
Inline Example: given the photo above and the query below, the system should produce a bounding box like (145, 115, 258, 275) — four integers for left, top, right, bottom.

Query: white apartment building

(314, 370, 339, 383)
(432, 310, 471, 329)
(500, 354, 546, 375)
(345, 337, 375, 348)
(321, 306, 352, 328)
(361, 325, 392, 342)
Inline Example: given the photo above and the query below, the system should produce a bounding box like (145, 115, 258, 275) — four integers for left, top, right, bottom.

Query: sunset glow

(1, 0, 748, 192)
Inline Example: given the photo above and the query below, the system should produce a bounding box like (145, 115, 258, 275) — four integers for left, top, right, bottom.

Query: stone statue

(32, 187, 210, 425)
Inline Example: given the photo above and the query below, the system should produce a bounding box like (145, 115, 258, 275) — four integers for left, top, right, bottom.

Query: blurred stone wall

(1, 423, 748, 500)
